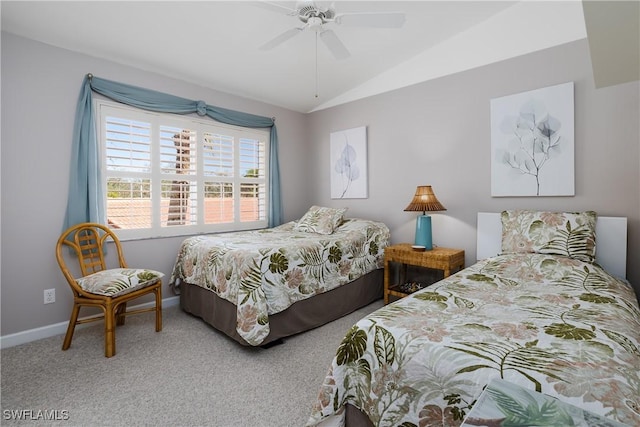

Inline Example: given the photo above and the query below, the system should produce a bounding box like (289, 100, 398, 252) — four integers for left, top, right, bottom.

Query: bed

(307, 210, 640, 427)
(170, 206, 390, 346)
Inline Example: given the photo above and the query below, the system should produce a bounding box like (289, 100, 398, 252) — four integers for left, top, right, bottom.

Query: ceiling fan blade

(259, 27, 304, 50)
(336, 12, 406, 28)
(251, 1, 298, 16)
(319, 29, 350, 60)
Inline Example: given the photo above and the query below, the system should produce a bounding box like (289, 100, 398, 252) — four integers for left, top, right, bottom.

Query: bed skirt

(180, 268, 383, 346)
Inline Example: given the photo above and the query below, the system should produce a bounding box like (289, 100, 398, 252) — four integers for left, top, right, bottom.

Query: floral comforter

(170, 218, 390, 345)
(307, 253, 640, 426)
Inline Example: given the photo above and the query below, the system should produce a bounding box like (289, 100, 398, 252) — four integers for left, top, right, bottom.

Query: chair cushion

(76, 268, 163, 297)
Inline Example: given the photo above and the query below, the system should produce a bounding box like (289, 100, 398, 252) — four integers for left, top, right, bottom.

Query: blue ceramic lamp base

(414, 215, 433, 250)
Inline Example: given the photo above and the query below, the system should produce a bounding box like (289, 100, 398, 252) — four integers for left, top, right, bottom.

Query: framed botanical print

(330, 126, 368, 199)
(491, 82, 574, 197)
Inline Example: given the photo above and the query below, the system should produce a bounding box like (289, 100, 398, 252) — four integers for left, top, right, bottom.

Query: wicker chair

(56, 223, 163, 357)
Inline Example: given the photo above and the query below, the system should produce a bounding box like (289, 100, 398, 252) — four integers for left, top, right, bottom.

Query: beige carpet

(1, 300, 383, 426)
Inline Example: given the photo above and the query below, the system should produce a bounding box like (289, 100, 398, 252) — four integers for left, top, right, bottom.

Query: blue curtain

(64, 74, 283, 230)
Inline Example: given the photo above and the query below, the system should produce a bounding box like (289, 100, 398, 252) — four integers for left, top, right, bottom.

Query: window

(98, 101, 269, 239)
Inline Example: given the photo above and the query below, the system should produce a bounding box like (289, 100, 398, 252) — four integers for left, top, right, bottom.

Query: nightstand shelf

(383, 244, 465, 303)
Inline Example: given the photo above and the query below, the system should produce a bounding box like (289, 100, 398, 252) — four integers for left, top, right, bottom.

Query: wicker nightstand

(383, 244, 465, 303)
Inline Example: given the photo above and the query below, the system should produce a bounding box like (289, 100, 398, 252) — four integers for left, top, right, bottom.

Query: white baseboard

(0, 296, 180, 350)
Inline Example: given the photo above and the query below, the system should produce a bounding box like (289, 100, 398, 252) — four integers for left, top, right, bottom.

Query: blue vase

(415, 215, 433, 250)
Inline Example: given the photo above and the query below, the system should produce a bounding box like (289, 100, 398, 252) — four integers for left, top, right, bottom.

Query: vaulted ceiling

(1, 1, 604, 113)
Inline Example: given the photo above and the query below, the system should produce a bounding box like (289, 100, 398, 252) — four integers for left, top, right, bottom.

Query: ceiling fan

(257, 1, 406, 60)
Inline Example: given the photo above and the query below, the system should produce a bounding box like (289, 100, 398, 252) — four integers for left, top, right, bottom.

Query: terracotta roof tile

(107, 198, 261, 229)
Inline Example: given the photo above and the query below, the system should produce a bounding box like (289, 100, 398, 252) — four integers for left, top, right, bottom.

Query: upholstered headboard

(476, 212, 628, 279)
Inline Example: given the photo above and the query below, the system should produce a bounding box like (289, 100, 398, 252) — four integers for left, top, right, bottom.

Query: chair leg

(116, 302, 127, 326)
(155, 286, 163, 332)
(104, 305, 116, 358)
(62, 304, 81, 351)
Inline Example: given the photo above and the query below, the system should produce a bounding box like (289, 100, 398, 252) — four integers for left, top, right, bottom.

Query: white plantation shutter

(204, 132, 234, 177)
(203, 132, 234, 224)
(98, 101, 269, 239)
(160, 126, 197, 227)
(105, 116, 152, 173)
(104, 116, 153, 229)
(160, 127, 196, 174)
(239, 138, 265, 178)
(105, 179, 152, 229)
(239, 138, 266, 222)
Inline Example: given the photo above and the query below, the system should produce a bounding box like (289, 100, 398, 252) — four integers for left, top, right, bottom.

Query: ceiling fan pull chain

(315, 31, 319, 99)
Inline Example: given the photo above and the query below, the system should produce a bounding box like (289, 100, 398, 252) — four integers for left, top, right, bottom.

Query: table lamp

(404, 185, 446, 250)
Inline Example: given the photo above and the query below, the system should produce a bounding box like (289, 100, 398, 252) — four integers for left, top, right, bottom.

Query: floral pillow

(501, 210, 597, 262)
(294, 205, 347, 235)
(76, 268, 164, 297)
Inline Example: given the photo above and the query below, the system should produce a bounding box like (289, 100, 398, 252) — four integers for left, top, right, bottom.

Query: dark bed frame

(180, 268, 383, 347)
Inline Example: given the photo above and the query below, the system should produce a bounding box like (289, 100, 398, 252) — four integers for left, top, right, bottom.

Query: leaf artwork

(333, 137, 360, 198)
(497, 99, 562, 196)
(329, 126, 368, 199)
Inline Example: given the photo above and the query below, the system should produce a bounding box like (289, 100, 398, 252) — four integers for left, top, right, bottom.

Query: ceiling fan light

(308, 16, 323, 32)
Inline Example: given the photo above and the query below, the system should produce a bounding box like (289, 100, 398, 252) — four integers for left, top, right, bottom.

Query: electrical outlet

(44, 289, 55, 304)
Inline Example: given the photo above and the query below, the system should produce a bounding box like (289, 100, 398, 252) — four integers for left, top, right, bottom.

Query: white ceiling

(1, 1, 588, 113)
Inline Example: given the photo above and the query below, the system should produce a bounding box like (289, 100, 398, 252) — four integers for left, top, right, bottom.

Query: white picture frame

(330, 126, 368, 199)
(490, 82, 574, 197)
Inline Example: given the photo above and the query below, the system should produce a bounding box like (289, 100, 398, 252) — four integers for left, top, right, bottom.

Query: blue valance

(64, 74, 283, 230)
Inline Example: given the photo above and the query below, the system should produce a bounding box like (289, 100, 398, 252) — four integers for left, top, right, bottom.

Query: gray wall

(0, 33, 311, 336)
(306, 39, 640, 296)
(1, 33, 639, 339)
